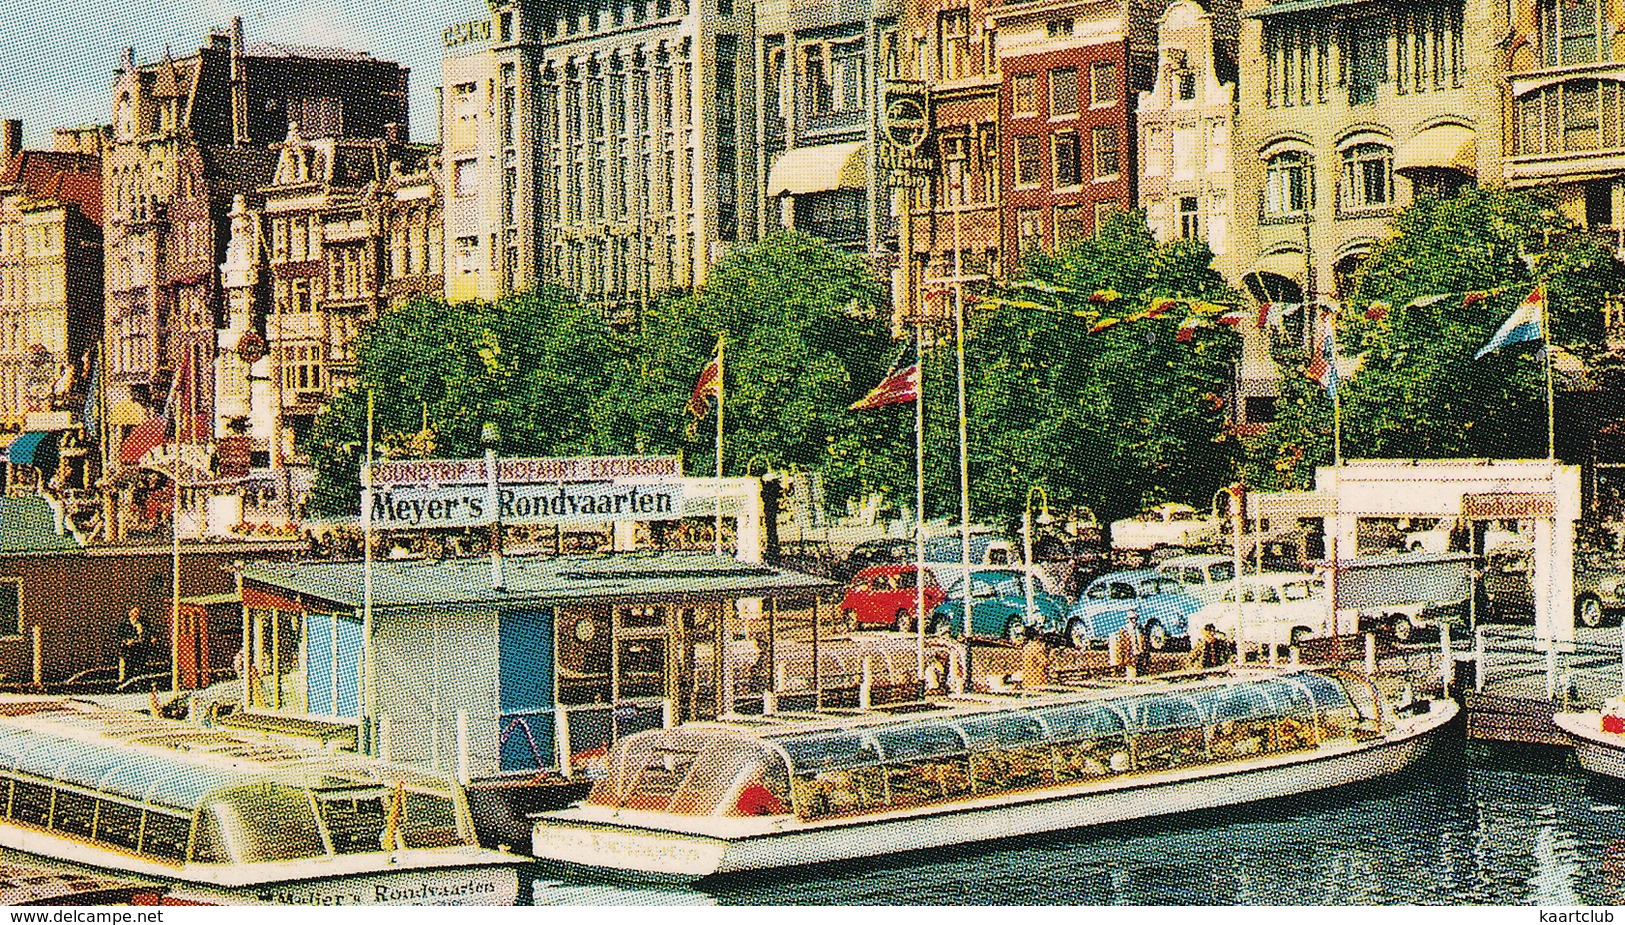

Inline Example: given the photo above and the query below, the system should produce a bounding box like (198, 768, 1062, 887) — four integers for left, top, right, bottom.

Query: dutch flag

(1474, 286, 1546, 360)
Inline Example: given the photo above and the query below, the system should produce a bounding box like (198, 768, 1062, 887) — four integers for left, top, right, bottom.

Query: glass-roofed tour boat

(0, 697, 520, 903)
(531, 668, 1457, 879)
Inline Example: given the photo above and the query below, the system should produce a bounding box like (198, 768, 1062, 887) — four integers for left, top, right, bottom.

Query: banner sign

(1461, 492, 1556, 519)
(372, 455, 679, 487)
(369, 481, 685, 529)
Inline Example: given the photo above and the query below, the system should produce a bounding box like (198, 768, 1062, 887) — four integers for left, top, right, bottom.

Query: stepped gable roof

(0, 151, 103, 225)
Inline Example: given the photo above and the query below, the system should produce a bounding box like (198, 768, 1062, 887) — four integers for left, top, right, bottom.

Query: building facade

(1502, 0, 1625, 235)
(0, 121, 104, 496)
(0, 122, 103, 437)
(102, 20, 411, 468)
(1233, 0, 1498, 304)
(758, 0, 900, 258)
(216, 129, 441, 480)
(898, 0, 1004, 325)
(1136, 0, 1239, 281)
(446, 0, 758, 312)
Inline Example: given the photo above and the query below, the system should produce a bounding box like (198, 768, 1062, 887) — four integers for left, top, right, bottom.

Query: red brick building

(994, 0, 1163, 264)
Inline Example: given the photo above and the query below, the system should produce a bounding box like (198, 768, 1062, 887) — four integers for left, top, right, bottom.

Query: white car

(1155, 554, 1240, 604)
(1110, 503, 1221, 552)
(1189, 573, 1332, 648)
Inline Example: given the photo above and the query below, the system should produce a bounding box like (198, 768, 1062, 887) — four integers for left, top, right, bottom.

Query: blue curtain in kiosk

(499, 608, 555, 772)
(305, 613, 362, 717)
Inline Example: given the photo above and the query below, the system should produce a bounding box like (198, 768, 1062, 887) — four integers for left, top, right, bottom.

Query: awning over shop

(766, 142, 868, 197)
(1250, 250, 1306, 282)
(1395, 124, 1477, 177)
(6, 430, 59, 470)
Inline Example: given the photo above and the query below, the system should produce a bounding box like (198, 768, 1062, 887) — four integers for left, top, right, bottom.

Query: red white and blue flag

(1474, 286, 1546, 359)
(1305, 307, 1339, 399)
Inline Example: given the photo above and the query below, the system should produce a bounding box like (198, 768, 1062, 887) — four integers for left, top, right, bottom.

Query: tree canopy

(940, 210, 1245, 528)
(1247, 187, 1621, 489)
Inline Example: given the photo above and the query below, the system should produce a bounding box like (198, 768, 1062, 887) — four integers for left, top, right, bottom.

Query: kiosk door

(613, 605, 672, 741)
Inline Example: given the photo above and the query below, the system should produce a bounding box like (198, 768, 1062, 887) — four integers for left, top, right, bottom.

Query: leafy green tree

(304, 288, 617, 516)
(1248, 187, 1619, 489)
(591, 232, 901, 507)
(938, 211, 1245, 529)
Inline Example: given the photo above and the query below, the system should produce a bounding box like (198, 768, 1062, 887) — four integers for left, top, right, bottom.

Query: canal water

(522, 731, 1625, 905)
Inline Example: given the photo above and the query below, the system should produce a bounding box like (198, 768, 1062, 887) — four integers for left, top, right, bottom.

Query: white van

(1155, 554, 1239, 604)
(1189, 573, 1332, 647)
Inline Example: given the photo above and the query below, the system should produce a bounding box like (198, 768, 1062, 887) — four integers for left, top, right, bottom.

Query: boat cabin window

(587, 671, 1389, 825)
(1257, 585, 1281, 604)
(1281, 581, 1311, 601)
(1208, 562, 1235, 582)
(1181, 567, 1205, 584)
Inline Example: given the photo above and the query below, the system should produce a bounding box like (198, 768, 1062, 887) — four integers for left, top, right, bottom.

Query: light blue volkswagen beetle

(1057, 569, 1205, 651)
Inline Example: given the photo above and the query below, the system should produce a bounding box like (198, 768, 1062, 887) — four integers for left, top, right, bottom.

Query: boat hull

(532, 699, 1458, 879)
(1554, 712, 1625, 780)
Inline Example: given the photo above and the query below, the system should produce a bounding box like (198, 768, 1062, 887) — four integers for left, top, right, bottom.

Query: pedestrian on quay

(1188, 623, 1230, 670)
(116, 605, 152, 678)
(1116, 611, 1149, 677)
(1020, 625, 1052, 689)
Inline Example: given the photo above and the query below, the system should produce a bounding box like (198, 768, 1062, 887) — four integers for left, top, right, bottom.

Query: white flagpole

(715, 334, 725, 558)
(1543, 289, 1556, 462)
(914, 321, 926, 683)
(362, 390, 375, 749)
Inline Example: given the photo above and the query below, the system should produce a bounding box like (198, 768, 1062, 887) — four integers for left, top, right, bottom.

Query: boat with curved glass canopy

(531, 668, 1457, 878)
(0, 698, 519, 897)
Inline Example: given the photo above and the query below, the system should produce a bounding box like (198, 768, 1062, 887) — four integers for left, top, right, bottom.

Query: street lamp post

(1022, 486, 1054, 631)
(1214, 485, 1245, 665)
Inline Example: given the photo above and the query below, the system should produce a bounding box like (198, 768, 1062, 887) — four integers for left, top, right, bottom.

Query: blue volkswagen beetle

(928, 568, 1071, 644)
(1058, 570, 1204, 651)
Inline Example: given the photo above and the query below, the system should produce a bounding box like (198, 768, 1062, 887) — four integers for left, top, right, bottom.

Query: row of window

(1517, 79, 1625, 157)
(1143, 122, 1230, 181)
(1262, 144, 1394, 217)
(787, 710, 1349, 821)
(0, 774, 198, 862)
(1011, 62, 1119, 119)
(1014, 202, 1124, 257)
(1264, 9, 1464, 109)
(1012, 127, 1120, 189)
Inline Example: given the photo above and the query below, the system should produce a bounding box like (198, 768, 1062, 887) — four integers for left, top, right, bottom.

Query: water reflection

(524, 736, 1625, 905)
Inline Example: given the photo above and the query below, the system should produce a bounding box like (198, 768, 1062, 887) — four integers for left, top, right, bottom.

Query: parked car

(838, 537, 913, 583)
(923, 533, 1022, 566)
(1110, 503, 1221, 552)
(1482, 540, 1625, 628)
(838, 564, 946, 632)
(1058, 570, 1205, 651)
(929, 567, 1071, 643)
(1336, 551, 1477, 642)
(1031, 531, 1110, 598)
(1189, 573, 1332, 648)
(1155, 554, 1241, 604)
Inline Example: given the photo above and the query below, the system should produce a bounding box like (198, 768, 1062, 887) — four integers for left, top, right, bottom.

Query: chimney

(230, 17, 249, 145)
(383, 122, 402, 145)
(0, 121, 21, 165)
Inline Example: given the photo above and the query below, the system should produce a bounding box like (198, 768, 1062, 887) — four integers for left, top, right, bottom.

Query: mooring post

(859, 656, 873, 710)
(1440, 622, 1454, 695)
(1364, 631, 1377, 677)
(1547, 638, 1558, 700)
(1475, 625, 1487, 694)
(1289, 645, 1300, 668)
(31, 625, 42, 687)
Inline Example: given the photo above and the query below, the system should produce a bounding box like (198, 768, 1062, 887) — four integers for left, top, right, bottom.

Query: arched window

(1340, 143, 1393, 210)
(1264, 150, 1311, 216)
(1517, 79, 1625, 155)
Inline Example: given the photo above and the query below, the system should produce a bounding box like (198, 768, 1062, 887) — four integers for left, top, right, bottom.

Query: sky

(1, 0, 486, 147)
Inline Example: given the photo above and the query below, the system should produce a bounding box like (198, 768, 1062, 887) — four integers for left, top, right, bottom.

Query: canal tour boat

(0, 697, 520, 901)
(531, 668, 1458, 879)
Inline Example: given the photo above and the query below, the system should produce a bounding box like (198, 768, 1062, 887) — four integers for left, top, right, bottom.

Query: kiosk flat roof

(243, 552, 837, 612)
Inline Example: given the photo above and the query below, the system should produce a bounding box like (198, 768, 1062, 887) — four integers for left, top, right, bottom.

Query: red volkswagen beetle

(839, 564, 945, 632)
